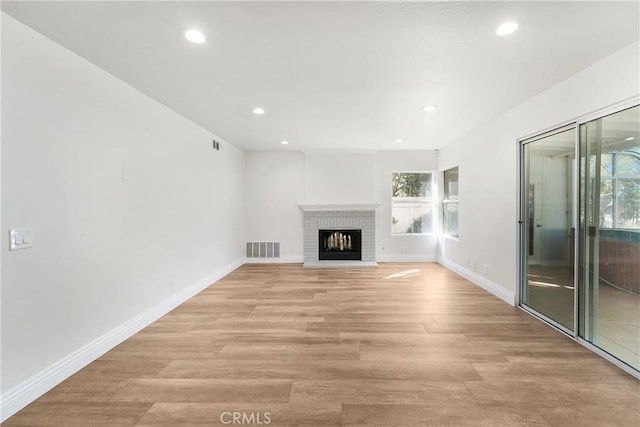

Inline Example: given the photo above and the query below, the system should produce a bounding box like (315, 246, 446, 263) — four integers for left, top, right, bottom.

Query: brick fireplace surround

(299, 204, 379, 268)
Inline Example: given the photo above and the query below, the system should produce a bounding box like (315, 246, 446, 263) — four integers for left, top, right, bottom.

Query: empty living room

(1, 1, 639, 426)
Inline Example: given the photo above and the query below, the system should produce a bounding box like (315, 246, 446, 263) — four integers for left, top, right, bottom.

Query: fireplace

(319, 229, 362, 261)
(299, 204, 379, 267)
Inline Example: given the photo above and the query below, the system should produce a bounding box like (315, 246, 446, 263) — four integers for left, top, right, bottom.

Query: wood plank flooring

(4, 263, 639, 426)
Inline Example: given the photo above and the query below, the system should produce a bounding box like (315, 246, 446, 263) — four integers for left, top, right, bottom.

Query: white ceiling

(2, 1, 639, 152)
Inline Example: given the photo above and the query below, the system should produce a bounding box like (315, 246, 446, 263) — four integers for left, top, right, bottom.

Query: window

(595, 150, 640, 229)
(391, 172, 434, 234)
(443, 167, 459, 237)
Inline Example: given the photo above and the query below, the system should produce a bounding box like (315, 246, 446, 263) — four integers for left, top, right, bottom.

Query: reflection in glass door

(579, 105, 640, 371)
(521, 127, 576, 331)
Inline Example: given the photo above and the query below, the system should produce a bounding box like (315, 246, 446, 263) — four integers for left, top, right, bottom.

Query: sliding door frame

(575, 97, 640, 378)
(517, 95, 640, 379)
(517, 122, 578, 336)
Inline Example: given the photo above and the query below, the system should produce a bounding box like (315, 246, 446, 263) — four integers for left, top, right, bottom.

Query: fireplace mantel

(298, 203, 381, 212)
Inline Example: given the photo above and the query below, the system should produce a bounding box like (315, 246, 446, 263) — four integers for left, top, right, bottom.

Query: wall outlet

(482, 264, 489, 275)
(171, 280, 176, 292)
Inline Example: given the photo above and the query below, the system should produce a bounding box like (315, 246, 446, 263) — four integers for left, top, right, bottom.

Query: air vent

(212, 140, 220, 150)
(246, 241, 280, 258)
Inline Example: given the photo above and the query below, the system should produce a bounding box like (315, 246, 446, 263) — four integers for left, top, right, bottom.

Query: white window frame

(391, 171, 435, 235)
(442, 166, 459, 239)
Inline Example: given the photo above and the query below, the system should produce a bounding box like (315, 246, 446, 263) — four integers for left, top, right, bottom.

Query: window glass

(616, 178, 640, 228)
(598, 151, 640, 229)
(391, 172, 433, 234)
(616, 152, 640, 176)
(443, 167, 459, 237)
(444, 167, 459, 200)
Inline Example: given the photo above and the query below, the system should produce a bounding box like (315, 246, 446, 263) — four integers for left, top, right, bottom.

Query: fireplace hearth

(319, 229, 362, 261)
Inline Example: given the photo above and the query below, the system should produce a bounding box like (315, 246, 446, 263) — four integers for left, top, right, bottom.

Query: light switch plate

(9, 228, 33, 250)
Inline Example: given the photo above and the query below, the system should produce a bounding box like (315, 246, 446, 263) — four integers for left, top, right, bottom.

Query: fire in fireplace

(319, 229, 362, 261)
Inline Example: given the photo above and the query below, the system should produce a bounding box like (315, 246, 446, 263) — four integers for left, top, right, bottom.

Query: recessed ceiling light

(422, 105, 438, 112)
(184, 28, 206, 44)
(395, 139, 403, 143)
(252, 107, 265, 115)
(496, 22, 519, 36)
(281, 140, 289, 145)
(625, 136, 636, 141)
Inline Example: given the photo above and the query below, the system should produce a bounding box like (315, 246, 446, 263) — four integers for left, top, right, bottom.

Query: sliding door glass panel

(522, 128, 576, 331)
(579, 105, 640, 371)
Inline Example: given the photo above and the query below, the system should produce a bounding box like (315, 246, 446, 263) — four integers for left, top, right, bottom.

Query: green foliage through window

(392, 173, 432, 198)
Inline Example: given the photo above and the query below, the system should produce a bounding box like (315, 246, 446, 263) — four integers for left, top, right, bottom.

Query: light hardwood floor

(4, 263, 639, 426)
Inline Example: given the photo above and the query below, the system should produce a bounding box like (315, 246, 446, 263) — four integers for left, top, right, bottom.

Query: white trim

(298, 203, 381, 211)
(377, 254, 437, 263)
(437, 256, 516, 306)
(0, 257, 245, 422)
(244, 255, 304, 264)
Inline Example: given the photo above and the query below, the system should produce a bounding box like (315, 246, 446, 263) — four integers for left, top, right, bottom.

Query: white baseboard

(377, 254, 437, 263)
(0, 257, 245, 422)
(437, 256, 516, 306)
(243, 255, 304, 264)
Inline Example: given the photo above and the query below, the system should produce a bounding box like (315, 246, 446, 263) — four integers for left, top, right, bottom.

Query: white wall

(244, 150, 438, 262)
(1, 13, 245, 410)
(437, 40, 640, 301)
(304, 152, 376, 204)
(245, 151, 305, 259)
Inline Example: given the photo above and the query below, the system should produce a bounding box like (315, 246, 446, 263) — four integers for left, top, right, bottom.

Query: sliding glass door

(579, 105, 640, 371)
(521, 126, 576, 332)
(521, 104, 640, 373)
